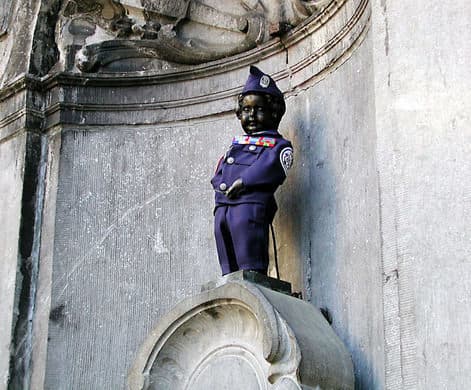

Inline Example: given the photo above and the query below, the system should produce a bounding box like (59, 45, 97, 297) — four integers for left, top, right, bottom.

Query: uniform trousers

(214, 203, 270, 275)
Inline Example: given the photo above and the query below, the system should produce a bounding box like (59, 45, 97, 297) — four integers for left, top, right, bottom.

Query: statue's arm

(239, 142, 293, 189)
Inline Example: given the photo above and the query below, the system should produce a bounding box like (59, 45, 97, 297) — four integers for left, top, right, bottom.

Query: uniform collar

(243, 129, 281, 137)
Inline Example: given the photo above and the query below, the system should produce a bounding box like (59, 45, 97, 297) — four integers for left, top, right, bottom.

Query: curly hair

(236, 93, 286, 128)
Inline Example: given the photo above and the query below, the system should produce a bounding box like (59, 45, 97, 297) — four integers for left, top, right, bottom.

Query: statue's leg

(214, 206, 238, 275)
(226, 203, 269, 274)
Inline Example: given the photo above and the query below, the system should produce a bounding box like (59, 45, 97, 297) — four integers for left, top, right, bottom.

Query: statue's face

(238, 94, 277, 134)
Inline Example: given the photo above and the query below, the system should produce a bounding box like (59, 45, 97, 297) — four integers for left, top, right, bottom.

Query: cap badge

(260, 75, 270, 88)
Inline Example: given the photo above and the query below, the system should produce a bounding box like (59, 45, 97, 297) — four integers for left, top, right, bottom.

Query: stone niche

(129, 273, 354, 390)
(1, 0, 373, 389)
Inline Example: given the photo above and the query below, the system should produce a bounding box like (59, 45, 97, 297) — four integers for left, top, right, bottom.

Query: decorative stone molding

(55, 0, 332, 72)
(0, 0, 370, 132)
(129, 275, 354, 389)
(0, 2, 14, 37)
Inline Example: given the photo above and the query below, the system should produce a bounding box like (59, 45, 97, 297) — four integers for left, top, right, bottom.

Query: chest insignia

(232, 136, 276, 148)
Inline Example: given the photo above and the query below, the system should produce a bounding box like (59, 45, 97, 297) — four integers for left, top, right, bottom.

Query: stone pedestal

(129, 273, 354, 390)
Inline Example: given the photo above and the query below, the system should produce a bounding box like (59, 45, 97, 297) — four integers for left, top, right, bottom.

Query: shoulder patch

(280, 147, 293, 174)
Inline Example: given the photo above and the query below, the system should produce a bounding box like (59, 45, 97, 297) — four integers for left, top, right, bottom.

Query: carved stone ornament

(128, 277, 354, 389)
(55, 0, 333, 72)
(0, 1, 14, 37)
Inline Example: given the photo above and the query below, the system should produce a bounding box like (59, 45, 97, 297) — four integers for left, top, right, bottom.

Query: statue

(211, 66, 293, 275)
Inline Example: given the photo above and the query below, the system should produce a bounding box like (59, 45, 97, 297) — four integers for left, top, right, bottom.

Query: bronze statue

(211, 66, 293, 275)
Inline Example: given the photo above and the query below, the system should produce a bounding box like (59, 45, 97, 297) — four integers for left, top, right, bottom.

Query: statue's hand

(226, 178, 245, 199)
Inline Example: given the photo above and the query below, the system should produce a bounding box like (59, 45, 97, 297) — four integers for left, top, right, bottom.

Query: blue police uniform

(211, 130, 293, 274)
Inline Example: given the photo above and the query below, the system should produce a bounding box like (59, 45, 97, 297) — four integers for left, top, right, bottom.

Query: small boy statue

(211, 66, 294, 275)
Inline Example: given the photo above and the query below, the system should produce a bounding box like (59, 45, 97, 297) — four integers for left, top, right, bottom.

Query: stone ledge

(203, 270, 292, 296)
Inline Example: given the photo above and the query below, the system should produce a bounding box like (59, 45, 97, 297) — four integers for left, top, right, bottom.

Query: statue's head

(236, 66, 286, 134)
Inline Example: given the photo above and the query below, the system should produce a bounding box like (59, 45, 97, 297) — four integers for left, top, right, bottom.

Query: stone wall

(279, 34, 384, 389)
(372, 1, 471, 388)
(0, 134, 27, 388)
(0, 1, 40, 388)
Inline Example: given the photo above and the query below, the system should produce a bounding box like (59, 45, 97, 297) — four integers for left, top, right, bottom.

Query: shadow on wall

(276, 95, 382, 390)
(274, 95, 338, 301)
(349, 341, 384, 390)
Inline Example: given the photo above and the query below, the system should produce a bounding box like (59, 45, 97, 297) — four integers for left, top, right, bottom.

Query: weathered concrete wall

(0, 0, 38, 87)
(0, 136, 26, 390)
(278, 33, 384, 389)
(371, 1, 471, 388)
(43, 123, 224, 389)
(0, 2, 39, 389)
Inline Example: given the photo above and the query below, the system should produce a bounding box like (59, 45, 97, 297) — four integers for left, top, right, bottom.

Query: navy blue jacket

(211, 129, 293, 207)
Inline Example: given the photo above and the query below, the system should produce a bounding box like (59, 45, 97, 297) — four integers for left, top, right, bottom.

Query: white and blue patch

(280, 147, 293, 175)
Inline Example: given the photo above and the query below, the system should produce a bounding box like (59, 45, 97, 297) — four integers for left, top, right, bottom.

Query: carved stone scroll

(75, 13, 265, 72)
(54, 0, 334, 72)
(0, 1, 14, 37)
